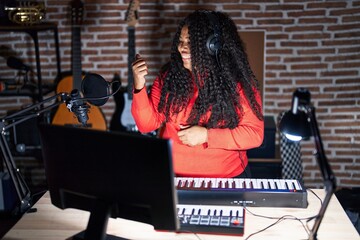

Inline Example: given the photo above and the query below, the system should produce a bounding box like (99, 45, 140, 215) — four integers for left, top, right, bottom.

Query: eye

(179, 40, 190, 47)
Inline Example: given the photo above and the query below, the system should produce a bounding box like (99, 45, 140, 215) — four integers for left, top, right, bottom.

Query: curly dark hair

(158, 10, 263, 129)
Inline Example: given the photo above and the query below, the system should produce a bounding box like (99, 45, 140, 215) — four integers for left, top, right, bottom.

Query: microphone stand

(0, 92, 68, 215)
(303, 105, 337, 240)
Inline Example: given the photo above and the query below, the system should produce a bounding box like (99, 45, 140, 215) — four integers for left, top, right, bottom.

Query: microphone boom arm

(0, 92, 68, 215)
(0, 76, 120, 214)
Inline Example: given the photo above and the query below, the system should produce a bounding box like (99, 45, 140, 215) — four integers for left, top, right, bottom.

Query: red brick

(0, 0, 358, 189)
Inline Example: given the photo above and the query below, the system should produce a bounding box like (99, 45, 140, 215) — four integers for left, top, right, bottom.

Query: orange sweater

(131, 76, 264, 178)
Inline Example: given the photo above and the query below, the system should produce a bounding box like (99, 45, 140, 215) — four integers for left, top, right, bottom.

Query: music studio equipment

(175, 177, 308, 208)
(118, 0, 140, 132)
(64, 72, 112, 127)
(6, 56, 32, 72)
(6, 72, 117, 156)
(247, 116, 276, 159)
(109, 73, 125, 132)
(65, 73, 120, 127)
(4, 1, 45, 25)
(177, 204, 244, 235)
(51, 0, 107, 130)
(0, 72, 119, 215)
(81, 72, 110, 107)
(0, 172, 17, 213)
(66, 89, 89, 127)
(0, 0, 16, 21)
(38, 123, 248, 238)
(204, 11, 222, 68)
(5, 56, 33, 89)
(247, 116, 279, 179)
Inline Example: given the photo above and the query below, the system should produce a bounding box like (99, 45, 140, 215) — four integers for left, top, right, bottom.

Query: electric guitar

(52, 0, 107, 130)
(119, 0, 139, 132)
(109, 72, 126, 132)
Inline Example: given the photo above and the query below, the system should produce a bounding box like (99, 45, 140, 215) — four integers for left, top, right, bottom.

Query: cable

(176, 231, 202, 240)
(243, 189, 324, 240)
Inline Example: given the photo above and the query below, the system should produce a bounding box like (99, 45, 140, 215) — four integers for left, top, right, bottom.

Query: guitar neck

(72, 25, 82, 91)
(127, 26, 135, 99)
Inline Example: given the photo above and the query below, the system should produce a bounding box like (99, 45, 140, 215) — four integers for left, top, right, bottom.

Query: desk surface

(4, 190, 359, 240)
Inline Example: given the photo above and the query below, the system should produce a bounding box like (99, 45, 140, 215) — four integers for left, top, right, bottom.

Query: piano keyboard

(177, 204, 244, 236)
(175, 177, 308, 208)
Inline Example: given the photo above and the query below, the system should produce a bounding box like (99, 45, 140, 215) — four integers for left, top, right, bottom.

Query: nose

(179, 41, 190, 50)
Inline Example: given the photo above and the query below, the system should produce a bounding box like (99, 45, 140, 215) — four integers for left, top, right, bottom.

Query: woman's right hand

(132, 53, 148, 91)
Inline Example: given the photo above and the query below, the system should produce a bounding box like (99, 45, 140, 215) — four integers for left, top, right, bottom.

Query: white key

(286, 180, 294, 190)
(260, 179, 269, 189)
(291, 180, 302, 190)
(245, 179, 252, 189)
(184, 207, 194, 215)
(268, 179, 276, 189)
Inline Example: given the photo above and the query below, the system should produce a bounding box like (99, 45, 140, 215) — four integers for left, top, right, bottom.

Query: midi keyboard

(177, 204, 245, 236)
(176, 177, 308, 208)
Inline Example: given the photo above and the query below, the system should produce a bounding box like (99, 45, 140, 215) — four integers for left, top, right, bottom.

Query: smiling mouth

(181, 55, 191, 61)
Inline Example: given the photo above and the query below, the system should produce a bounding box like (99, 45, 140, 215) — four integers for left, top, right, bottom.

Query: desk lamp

(278, 88, 336, 240)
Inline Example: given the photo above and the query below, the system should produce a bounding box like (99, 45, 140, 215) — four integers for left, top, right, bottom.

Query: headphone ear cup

(206, 34, 221, 55)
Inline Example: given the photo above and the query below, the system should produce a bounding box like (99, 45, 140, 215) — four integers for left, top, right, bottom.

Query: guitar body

(52, 72, 107, 130)
(120, 92, 137, 131)
(52, 0, 107, 131)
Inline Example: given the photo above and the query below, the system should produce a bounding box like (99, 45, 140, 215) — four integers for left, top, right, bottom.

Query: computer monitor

(38, 124, 179, 240)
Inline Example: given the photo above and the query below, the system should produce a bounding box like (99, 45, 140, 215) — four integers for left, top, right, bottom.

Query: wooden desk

(3, 190, 359, 240)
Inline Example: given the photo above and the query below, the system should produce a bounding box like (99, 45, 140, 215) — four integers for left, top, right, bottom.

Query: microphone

(7, 56, 32, 71)
(66, 89, 90, 127)
(64, 72, 121, 126)
(81, 73, 110, 106)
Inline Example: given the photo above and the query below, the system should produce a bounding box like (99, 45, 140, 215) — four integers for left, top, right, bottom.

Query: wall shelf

(0, 21, 61, 102)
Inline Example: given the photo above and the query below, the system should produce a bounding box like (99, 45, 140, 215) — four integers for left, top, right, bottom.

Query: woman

(131, 10, 264, 178)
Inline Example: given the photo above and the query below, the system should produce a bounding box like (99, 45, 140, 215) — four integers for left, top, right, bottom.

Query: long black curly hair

(158, 10, 263, 129)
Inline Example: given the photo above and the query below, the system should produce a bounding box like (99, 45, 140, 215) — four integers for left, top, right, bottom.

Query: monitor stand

(71, 231, 127, 240)
(69, 200, 128, 240)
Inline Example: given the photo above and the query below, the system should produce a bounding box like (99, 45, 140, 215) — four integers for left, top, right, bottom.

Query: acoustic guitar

(118, 0, 139, 132)
(52, 0, 107, 130)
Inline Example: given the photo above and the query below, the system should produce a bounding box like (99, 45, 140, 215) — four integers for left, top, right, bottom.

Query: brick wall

(0, 0, 359, 189)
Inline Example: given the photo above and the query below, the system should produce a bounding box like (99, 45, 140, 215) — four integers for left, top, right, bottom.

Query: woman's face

(177, 25, 192, 71)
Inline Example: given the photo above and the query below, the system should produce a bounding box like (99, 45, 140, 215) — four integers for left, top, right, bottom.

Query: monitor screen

(38, 124, 179, 240)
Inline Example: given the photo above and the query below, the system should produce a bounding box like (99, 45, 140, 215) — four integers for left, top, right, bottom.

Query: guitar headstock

(70, 0, 84, 26)
(125, 0, 139, 27)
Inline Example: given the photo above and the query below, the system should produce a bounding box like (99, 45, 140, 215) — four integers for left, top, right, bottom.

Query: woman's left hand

(177, 125, 208, 147)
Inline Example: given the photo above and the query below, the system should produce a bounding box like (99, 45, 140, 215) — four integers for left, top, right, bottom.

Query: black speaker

(247, 116, 276, 159)
(6, 110, 42, 157)
(0, 172, 18, 213)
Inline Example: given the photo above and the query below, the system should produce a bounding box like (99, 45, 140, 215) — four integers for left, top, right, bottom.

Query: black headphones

(204, 11, 222, 69)
(205, 11, 222, 56)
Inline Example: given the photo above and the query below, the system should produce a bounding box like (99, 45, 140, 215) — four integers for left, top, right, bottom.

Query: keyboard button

(200, 215, 211, 225)
(220, 216, 230, 226)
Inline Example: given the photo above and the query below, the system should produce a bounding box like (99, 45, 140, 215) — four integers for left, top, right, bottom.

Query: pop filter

(81, 73, 110, 106)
